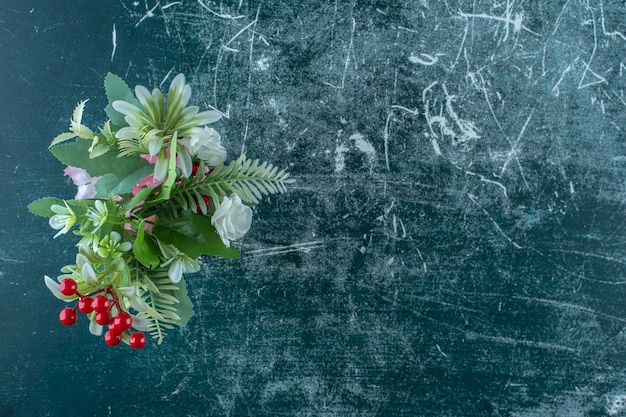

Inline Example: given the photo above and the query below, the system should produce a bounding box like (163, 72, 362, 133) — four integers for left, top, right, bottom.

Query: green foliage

(49, 139, 141, 179)
(153, 211, 240, 259)
(104, 72, 139, 126)
(28, 197, 65, 217)
(33, 72, 295, 347)
(167, 155, 294, 217)
(138, 271, 193, 344)
(132, 221, 160, 269)
(28, 197, 88, 218)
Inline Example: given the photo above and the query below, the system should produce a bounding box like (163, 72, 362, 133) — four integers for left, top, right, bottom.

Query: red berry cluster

(57, 278, 146, 349)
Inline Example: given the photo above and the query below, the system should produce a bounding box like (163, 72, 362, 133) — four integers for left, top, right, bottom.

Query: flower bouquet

(28, 73, 293, 348)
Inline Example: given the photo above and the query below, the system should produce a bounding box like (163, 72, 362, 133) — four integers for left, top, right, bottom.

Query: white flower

(159, 243, 200, 283)
(49, 202, 76, 238)
(76, 253, 99, 285)
(97, 231, 132, 258)
(112, 73, 222, 181)
(211, 194, 252, 247)
(118, 286, 148, 312)
(85, 200, 108, 233)
(180, 127, 227, 166)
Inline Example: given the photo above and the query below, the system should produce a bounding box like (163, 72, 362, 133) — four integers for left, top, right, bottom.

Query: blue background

(1, 0, 626, 415)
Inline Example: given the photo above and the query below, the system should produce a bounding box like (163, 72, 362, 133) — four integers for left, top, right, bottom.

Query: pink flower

(63, 167, 100, 199)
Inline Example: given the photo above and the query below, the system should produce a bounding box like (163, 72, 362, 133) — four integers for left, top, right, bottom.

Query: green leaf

(158, 134, 178, 202)
(49, 132, 77, 148)
(104, 72, 140, 126)
(28, 198, 89, 218)
(28, 197, 64, 217)
(168, 277, 193, 327)
(152, 211, 240, 259)
(94, 174, 119, 198)
(133, 220, 161, 269)
(111, 163, 152, 195)
(50, 139, 141, 179)
(126, 186, 154, 212)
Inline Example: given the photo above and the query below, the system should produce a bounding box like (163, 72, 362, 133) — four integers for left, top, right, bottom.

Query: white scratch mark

(197, 0, 245, 19)
(578, 9, 608, 89)
(383, 111, 392, 171)
(468, 194, 521, 248)
(416, 247, 427, 273)
(223, 19, 257, 49)
(542, 0, 572, 76)
(458, 8, 540, 40)
(465, 332, 577, 353)
(248, 241, 325, 257)
(159, 68, 174, 89)
(600, 2, 626, 42)
(390, 105, 419, 115)
(551, 63, 573, 96)
(435, 344, 450, 358)
(408, 52, 438, 66)
(110, 24, 117, 62)
(499, 110, 533, 190)
(161, 2, 182, 10)
(135, 1, 160, 28)
(326, 17, 356, 89)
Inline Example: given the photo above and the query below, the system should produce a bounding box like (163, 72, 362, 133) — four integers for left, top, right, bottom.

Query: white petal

(148, 135, 164, 156)
(168, 260, 183, 284)
(154, 151, 169, 181)
(49, 215, 66, 230)
(169, 73, 186, 93)
(82, 262, 98, 285)
(76, 253, 88, 269)
(134, 85, 153, 110)
(89, 320, 103, 336)
(115, 127, 137, 140)
(118, 286, 136, 297)
(110, 231, 122, 242)
(44, 275, 72, 301)
(178, 148, 192, 178)
(112, 100, 142, 117)
(129, 297, 149, 313)
(130, 314, 151, 331)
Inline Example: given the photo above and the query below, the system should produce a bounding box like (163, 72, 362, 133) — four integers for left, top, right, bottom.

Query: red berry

(191, 162, 201, 176)
(129, 332, 147, 349)
(59, 278, 78, 296)
(95, 311, 110, 326)
(112, 312, 132, 332)
(77, 297, 93, 314)
(59, 308, 77, 326)
(91, 295, 111, 313)
(104, 330, 121, 347)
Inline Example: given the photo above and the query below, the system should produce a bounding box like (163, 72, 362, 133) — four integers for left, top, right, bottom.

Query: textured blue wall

(1, 0, 626, 415)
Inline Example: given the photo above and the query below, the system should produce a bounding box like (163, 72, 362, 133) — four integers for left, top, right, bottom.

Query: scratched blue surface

(1, 0, 626, 416)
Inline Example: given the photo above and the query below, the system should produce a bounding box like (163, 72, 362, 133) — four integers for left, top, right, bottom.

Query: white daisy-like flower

(48, 202, 76, 238)
(112, 74, 222, 181)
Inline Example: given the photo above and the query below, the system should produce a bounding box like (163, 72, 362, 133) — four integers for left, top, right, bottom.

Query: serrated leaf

(49, 132, 77, 148)
(28, 197, 65, 217)
(152, 211, 240, 259)
(28, 197, 88, 218)
(50, 139, 142, 179)
(104, 72, 140, 126)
